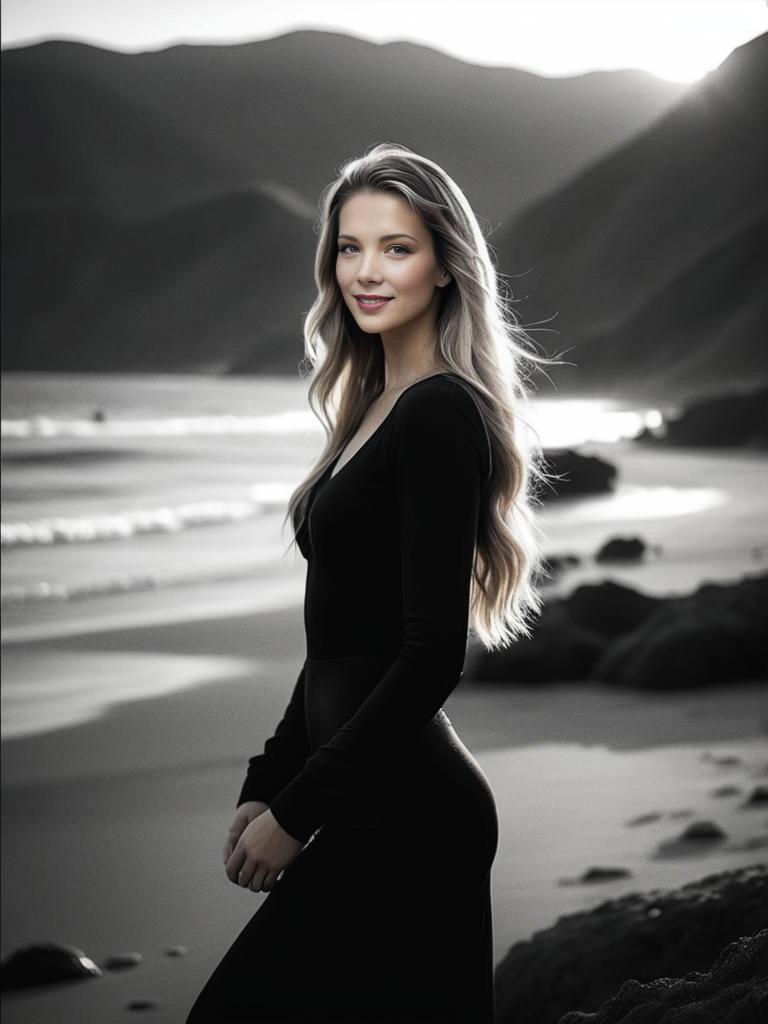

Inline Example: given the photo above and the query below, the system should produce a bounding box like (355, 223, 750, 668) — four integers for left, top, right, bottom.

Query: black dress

(186, 372, 499, 1023)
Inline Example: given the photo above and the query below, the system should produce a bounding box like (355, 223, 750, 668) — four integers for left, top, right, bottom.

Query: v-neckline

(328, 372, 453, 482)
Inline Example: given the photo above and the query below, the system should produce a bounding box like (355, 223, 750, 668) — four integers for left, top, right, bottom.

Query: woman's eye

(337, 244, 410, 255)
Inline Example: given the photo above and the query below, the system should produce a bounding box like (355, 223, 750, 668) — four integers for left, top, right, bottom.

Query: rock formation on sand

(494, 863, 767, 1024)
(472, 570, 768, 687)
(557, 927, 768, 1024)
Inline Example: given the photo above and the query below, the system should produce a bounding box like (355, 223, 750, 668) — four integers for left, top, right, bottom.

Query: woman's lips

(355, 296, 393, 312)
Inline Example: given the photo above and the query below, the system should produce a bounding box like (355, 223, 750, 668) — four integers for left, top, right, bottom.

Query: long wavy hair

(284, 142, 565, 650)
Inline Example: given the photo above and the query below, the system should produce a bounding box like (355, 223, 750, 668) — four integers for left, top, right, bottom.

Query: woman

(187, 142, 556, 1023)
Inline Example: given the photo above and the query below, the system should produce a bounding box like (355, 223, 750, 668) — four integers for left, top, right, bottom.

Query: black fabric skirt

(186, 655, 499, 1023)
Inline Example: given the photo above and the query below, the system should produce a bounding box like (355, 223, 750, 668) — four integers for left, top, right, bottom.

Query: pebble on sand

(654, 819, 728, 858)
(0, 944, 102, 990)
(103, 952, 143, 971)
(711, 784, 743, 797)
(126, 999, 159, 1012)
(559, 866, 633, 886)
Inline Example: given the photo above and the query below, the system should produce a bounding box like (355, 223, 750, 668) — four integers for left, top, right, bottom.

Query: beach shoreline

(3, 387, 768, 1021)
(2, 598, 767, 1023)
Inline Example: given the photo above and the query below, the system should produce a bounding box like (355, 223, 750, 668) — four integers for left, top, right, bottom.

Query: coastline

(2, 599, 767, 1023)
(3, 425, 768, 1021)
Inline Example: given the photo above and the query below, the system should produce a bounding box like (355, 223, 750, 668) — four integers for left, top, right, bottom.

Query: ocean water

(2, 374, 320, 606)
(1, 372, 669, 607)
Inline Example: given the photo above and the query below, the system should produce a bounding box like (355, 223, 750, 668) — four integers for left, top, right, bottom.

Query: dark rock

(742, 785, 768, 807)
(712, 784, 743, 797)
(557, 928, 768, 1024)
(626, 812, 663, 826)
(566, 580, 663, 640)
(595, 537, 647, 563)
(494, 863, 767, 1024)
(539, 449, 618, 499)
(633, 385, 768, 450)
(472, 570, 768, 689)
(103, 952, 143, 970)
(596, 618, 757, 688)
(680, 820, 727, 840)
(127, 1000, 159, 1011)
(1, 943, 102, 990)
(654, 820, 727, 858)
(164, 944, 189, 957)
(560, 867, 633, 885)
(590, 571, 768, 687)
(473, 599, 607, 682)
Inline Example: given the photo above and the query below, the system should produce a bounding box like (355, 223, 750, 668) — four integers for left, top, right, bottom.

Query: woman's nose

(357, 254, 382, 282)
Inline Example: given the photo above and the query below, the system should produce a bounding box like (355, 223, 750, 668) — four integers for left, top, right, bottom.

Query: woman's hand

(224, 807, 305, 893)
(223, 801, 269, 865)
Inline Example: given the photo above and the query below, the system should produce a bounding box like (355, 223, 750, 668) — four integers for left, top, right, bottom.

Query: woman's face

(335, 191, 451, 337)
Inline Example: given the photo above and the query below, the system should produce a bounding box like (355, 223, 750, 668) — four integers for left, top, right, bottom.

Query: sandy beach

(2, 592, 767, 1023)
(3, 380, 768, 1022)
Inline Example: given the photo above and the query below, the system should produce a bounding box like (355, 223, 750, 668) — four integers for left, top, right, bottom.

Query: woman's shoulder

(395, 372, 486, 432)
(391, 372, 492, 479)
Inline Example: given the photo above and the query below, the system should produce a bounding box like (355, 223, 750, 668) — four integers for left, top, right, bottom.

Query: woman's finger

(223, 826, 241, 862)
(225, 843, 246, 884)
(261, 869, 281, 892)
(238, 857, 256, 888)
(223, 816, 246, 863)
(248, 865, 267, 892)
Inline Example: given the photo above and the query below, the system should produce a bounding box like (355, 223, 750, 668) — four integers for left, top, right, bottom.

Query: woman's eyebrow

(337, 233, 419, 242)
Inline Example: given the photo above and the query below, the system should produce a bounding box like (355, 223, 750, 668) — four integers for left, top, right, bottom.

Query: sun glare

(1, 0, 765, 84)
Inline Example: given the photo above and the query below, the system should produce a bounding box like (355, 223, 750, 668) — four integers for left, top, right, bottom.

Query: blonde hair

(284, 142, 565, 650)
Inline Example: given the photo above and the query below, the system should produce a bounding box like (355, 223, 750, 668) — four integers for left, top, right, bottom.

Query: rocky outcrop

(566, 579, 663, 640)
(494, 863, 767, 1024)
(471, 598, 607, 682)
(540, 449, 618, 499)
(471, 570, 768, 688)
(557, 928, 768, 1024)
(595, 537, 647, 563)
(592, 571, 768, 687)
(635, 385, 768, 450)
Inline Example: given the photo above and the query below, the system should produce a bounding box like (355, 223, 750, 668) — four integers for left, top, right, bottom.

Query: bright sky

(1, 0, 766, 82)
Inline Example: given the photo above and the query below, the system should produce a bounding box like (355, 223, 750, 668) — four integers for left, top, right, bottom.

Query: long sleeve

(236, 661, 311, 807)
(269, 381, 489, 842)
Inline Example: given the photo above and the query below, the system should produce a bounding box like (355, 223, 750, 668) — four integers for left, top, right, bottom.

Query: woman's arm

(236, 661, 311, 808)
(268, 381, 489, 843)
(224, 665, 310, 887)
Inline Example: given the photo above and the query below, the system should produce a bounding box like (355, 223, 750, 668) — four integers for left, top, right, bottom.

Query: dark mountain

(2, 32, 685, 223)
(498, 32, 768, 402)
(0, 32, 688, 375)
(560, 217, 767, 399)
(2, 187, 315, 372)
